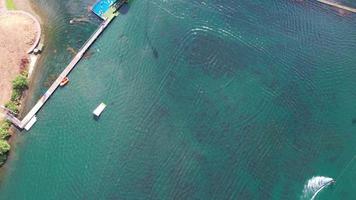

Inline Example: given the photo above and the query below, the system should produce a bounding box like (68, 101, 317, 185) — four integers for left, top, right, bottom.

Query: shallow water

(1, 0, 356, 199)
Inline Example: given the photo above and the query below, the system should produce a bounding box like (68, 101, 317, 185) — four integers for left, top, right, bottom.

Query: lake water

(1, 0, 356, 199)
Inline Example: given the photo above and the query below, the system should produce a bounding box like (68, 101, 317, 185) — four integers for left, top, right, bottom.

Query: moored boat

(60, 77, 69, 87)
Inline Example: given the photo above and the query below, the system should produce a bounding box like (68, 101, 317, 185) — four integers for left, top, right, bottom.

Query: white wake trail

(301, 176, 335, 200)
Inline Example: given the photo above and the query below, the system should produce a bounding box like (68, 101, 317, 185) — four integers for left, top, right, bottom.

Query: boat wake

(301, 176, 335, 200)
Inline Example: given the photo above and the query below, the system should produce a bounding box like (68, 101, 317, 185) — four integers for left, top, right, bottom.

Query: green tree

(11, 89, 21, 101)
(0, 140, 10, 155)
(5, 101, 18, 114)
(0, 121, 10, 130)
(0, 121, 10, 139)
(0, 128, 9, 140)
(12, 75, 28, 91)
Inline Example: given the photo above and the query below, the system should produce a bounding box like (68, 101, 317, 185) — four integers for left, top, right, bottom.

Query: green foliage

(5, 101, 18, 114)
(0, 121, 11, 130)
(11, 74, 28, 102)
(0, 140, 10, 155)
(0, 121, 11, 140)
(11, 89, 21, 102)
(0, 129, 9, 140)
(5, 0, 16, 10)
(12, 75, 28, 91)
(0, 121, 11, 166)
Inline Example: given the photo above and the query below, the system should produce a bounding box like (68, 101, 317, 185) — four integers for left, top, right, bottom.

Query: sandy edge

(0, 0, 43, 109)
(11, 0, 44, 78)
(0, 0, 46, 175)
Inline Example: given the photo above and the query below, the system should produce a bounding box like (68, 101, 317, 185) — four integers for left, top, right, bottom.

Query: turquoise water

(1, 0, 356, 199)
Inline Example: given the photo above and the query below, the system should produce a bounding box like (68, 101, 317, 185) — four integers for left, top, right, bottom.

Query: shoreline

(0, 0, 45, 169)
(17, 0, 48, 112)
(12, 0, 44, 78)
(11, 0, 44, 78)
(0, 0, 43, 112)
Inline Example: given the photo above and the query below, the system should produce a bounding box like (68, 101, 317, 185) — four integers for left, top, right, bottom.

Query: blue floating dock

(92, 0, 116, 19)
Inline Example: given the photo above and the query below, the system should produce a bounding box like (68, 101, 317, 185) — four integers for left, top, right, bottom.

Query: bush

(11, 89, 22, 102)
(5, 101, 18, 114)
(12, 75, 28, 91)
(0, 128, 9, 140)
(0, 121, 11, 130)
(0, 140, 10, 155)
(5, 0, 16, 10)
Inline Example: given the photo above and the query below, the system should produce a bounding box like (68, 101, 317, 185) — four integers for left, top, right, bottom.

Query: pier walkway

(1, 0, 127, 130)
(4, 17, 114, 129)
(19, 18, 113, 128)
(317, 0, 356, 13)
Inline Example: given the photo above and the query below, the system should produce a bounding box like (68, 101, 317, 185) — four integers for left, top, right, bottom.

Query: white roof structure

(93, 103, 107, 117)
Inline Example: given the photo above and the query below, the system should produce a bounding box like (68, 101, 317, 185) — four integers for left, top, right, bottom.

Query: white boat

(93, 103, 106, 117)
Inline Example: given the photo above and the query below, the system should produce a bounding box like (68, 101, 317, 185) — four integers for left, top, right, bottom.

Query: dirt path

(0, 0, 5, 11)
(0, 8, 40, 110)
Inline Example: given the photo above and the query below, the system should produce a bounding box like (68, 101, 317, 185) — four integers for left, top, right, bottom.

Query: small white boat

(93, 103, 106, 117)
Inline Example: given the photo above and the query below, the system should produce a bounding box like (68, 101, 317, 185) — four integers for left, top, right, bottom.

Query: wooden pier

(317, 0, 356, 13)
(20, 18, 113, 129)
(3, 8, 118, 129)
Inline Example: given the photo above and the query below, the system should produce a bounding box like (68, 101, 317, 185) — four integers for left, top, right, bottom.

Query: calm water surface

(1, 0, 356, 199)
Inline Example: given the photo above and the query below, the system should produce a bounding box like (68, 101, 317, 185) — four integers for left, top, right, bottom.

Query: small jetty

(1, 0, 128, 130)
(317, 0, 356, 13)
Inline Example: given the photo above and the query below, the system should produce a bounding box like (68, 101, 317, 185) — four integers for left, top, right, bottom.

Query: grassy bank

(0, 121, 11, 166)
(5, 0, 16, 10)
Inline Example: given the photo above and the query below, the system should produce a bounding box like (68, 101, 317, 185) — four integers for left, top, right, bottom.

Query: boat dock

(317, 0, 356, 13)
(2, 0, 126, 130)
